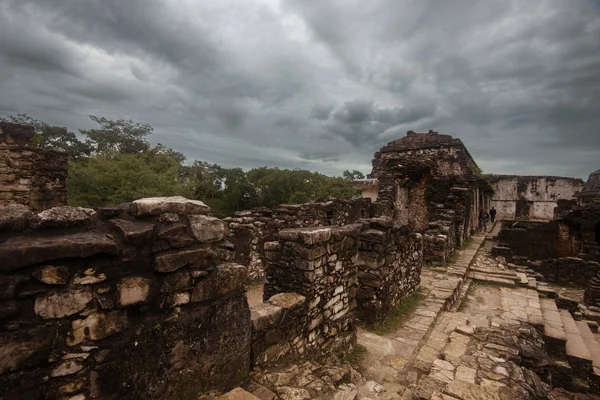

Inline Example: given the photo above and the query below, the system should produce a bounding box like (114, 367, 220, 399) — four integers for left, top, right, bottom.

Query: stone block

(0, 232, 119, 271)
(29, 206, 95, 229)
(130, 196, 210, 216)
(188, 214, 227, 243)
(109, 219, 154, 243)
(68, 310, 128, 346)
(279, 227, 332, 244)
(32, 265, 69, 285)
(117, 277, 152, 307)
(218, 388, 261, 400)
(154, 247, 218, 273)
(191, 263, 247, 303)
(34, 288, 93, 319)
(0, 203, 32, 231)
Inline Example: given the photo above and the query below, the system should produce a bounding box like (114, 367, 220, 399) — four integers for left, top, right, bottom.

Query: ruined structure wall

(497, 220, 567, 260)
(487, 175, 584, 220)
(262, 225, 361, 356)
(0, 198, 252, 399)
(0, 122, 68, 211)
(225, 198, 371, 281)
(355, 218, 423, 323)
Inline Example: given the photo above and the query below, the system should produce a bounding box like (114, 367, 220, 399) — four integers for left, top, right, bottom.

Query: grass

(345, 344, 367, 367)
(362, 290, 426, 335)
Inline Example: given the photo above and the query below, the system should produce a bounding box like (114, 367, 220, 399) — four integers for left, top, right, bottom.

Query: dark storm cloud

(1, 0, 599, 178)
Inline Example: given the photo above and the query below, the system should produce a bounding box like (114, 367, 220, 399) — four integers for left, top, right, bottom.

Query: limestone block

(34, 288, 93, 319)
(153, 222, 195, 252)
(0, 232, 119, 271)
(218, 388, 261, 400)
(0, 331, 53, 375)
(160, 272, 192, 293)
(0, 203, 33, 231)
(188, 214, 227, 243)
(191, 263, 247, 302)
(72, 268, 107, 285)
(32, 265, 69, 285)
(109, 219, 154, 243)
(275, 387, 311, 400)
(30, 206, 95, 229)
(50, 360, 84, 377)
(117, 277, 152, 307)
(154, 248, 218, 273)
(279, 227, 332, 245)
(68, 310, 128, 346)
(131, 196, 210, 216)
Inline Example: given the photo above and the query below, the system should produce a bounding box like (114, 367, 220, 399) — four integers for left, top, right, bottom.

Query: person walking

(489, 206, 497, 223)
(479, 209, 490, 232)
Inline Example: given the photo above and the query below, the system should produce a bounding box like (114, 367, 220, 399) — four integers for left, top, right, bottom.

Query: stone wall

(486, 175, 584, 220)
(250, 292, 307, 366)
(263, 225, 361, 356)
(0, 121, 68, 211)
(224, 198, 371, 281)
(497, 220, 566, 260)
(0, 197, 251, 399)
(355, 217, 423, 324)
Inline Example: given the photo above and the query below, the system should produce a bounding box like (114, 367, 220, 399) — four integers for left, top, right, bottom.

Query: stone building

(0, 122, 69, 211)
(369, 130, 493, 243)
(486, 175, 584, 220)
(351, 178, 379, 201)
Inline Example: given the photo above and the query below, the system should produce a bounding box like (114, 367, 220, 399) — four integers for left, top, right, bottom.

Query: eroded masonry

(1, 124, 599, 400)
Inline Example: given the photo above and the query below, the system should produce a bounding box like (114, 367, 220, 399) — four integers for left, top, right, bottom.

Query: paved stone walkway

(357, 230, 489, 392)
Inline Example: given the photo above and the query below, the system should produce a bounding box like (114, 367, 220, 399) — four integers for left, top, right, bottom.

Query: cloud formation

(1, 0, 599, 178)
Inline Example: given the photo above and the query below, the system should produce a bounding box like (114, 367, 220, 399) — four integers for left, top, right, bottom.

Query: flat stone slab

(218, 388, 261, 400)
(0, 232, 118, 270)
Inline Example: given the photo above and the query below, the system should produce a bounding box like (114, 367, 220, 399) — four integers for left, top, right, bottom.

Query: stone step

(467, 272, 515, 286)
(540, 298, 567, 357)
(527, 277, 537, 289)
(575, 320, 600, 371)
(515, 272, 529, 285)
(538, 286, 558, 299)
(559, 310, 593, 378)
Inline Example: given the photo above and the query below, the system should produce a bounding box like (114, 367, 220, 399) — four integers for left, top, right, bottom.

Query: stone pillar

(263, 225, 361, 355)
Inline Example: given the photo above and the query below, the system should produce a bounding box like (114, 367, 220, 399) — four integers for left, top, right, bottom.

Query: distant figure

(489, 206, 497, 223)
(479, 209, 490, 232)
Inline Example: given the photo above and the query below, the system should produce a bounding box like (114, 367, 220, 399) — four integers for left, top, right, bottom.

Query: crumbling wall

(584, 270, 600, 308)
(225, 198, 371, 281)
(0, 197, 251, 399)
(263, 225, 360, 356)
(0, 122, 68, 211)
(487, 175, 584, 220)
(355, 218, 423, 324)
(497, 220, 566, 260)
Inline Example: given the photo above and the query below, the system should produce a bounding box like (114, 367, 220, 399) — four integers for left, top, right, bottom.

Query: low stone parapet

(0, 196, 251, 399)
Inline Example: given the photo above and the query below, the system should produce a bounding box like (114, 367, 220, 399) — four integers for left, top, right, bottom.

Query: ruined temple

(2, 122, 600, 400)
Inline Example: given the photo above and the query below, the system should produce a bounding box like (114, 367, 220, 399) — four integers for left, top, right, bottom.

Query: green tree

(342, 169, 365, 181)
(0, 113, 90, 159)
(68, 153, 188, 208)
(80, 115, 153, 156)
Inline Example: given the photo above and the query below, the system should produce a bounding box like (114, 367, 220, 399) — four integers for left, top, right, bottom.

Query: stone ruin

(0, 122, 68, 211)
(1, 122, 600, 400)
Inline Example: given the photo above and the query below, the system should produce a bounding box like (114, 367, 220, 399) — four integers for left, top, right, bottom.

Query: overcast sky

(1, 0, 599, 179)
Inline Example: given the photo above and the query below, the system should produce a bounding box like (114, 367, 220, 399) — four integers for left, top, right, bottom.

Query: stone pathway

(357, 231, 489, 392)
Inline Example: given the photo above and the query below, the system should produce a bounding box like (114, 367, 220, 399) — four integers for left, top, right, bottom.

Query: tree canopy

(1, 113, 363, 216)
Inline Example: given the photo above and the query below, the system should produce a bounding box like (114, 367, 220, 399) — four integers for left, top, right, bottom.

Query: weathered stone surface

(160, 272, 192, 293)
(188, 214, 227, 243)
(279, 227, 332, 245)
(50, 360, 84, 377)
(153, 222, 195, 252)
(275, 387, 311, 400)
(117, 277, 152, 307)
(30, 206, 95, 229)
(191, 263, 247, 302)
(0, 203, 33, 231)
(154, 248, 218, 273)
(32, 265, 69, 285)
(0, 232, 119, 271)
(68, 310, 128, 346)
(0, 331, 53, 375)
(72, 268, 107, 285)
(34, 288, 93, 319)
(218, 388, 261, 400)
(109, 219, 154, 243)
(130, 196, 210, 216)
